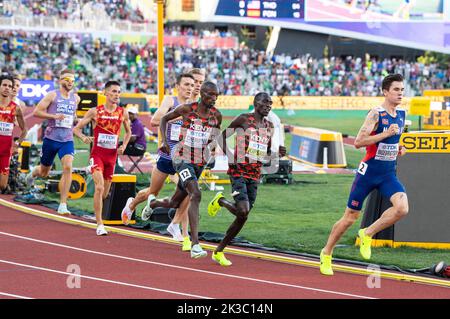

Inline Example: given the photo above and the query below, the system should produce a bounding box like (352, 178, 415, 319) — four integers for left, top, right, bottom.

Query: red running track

(0, 200, 449, 299)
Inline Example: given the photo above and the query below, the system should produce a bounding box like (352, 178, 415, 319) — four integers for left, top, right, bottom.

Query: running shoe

(319, 249, 334, 276)
(212, 251, 232, 266)
(358, 228, 372, 260)
(167, 223, 183, 241)
(25, 172, 35, 188)
(182, 236, 192, 251)
(190, 244, 207, 258)
(121, 197, 134, 225)
(96, 224, 108, 236)
(57, 203, 71, 215)
(207, 192, 224, 217)
(141, 194, 156, 221)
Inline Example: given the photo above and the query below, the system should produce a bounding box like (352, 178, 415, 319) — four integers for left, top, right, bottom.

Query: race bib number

(179, 168, 192, 182)
(169, 123, 182, 142)
(55, 114, 74, 129)
(97, 133, 118, 149)
(0, 122, 13, 136)
(375, 143, 399, 161)
(184, 129, 210, 148)
(357, 162, 368, 175)
(246, 140, 268, 161)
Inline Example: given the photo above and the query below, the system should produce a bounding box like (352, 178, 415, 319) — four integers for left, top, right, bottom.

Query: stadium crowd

(1, 30, 448, 97)
(0, 0, 146, 23)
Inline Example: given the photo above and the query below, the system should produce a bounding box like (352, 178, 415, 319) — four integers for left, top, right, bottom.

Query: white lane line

(0, 259, 211, 299)
(0, 292, 33, 299)
(0, 231, 376, 299)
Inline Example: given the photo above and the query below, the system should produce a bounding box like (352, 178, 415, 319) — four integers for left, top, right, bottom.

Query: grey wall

(395, 154, 450, 243)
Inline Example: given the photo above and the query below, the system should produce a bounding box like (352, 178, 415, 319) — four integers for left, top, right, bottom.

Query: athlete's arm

(15, 106, 28, 144)
(18, 100, 27, 115)
(151, 96, 173, 127)
(219, 114, 246, 162)
(159, 104, 190, 153)
(208, 112, 223, 154)
(264, 123, 286, 163)
(73, 108, 95, 144)
(33, 91, 64, 120)
(73, 94, 81, 125)
(119, 111, 132, 155)
(354, 109, 398, 149)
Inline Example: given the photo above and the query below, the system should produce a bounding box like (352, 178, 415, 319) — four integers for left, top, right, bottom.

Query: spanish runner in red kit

(0, 75, 27, 193)
(74, 80, 131, 236)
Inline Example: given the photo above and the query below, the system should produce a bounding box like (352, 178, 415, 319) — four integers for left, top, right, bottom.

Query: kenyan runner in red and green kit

(208, 92, 286, 266)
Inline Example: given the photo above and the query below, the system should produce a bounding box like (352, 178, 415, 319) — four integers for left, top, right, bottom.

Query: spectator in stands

(1, 30, 448, 97)
(2, 0, 146, 23)
(121, 106, 146, 156)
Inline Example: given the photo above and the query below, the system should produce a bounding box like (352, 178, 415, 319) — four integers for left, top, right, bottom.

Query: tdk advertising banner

(19, 80, 55, 103)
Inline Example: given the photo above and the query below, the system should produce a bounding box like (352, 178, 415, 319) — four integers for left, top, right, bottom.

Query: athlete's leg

(58, 154, 73, 205)
(32, 164, 52, 178)
(184, 179, 202, 245)
(364, 175, 408, 237)
(103, 179, 113, 200)
(167, 174, 190, 238)
(0, 155, 10, 191)
(92, 169, 106, 225)
(129, 167, 168, 211)
(32, 138, 58, 179)
(322, 207, 361, 255)
(216, 200, 250, 253)
(170, 197, 190, 237)
(322, 173, 372, 255)
(0, 174, 8, 191)
(365, 192, 408, 237)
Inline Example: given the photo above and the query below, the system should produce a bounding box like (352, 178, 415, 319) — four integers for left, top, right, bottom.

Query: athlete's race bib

(97, 133, 118, 149)
(357, 161, 368, 175)
(375, 143, 399, 161)
(169, 123, 182, 142)
(0, 122, 13, 136)
(246, 140, 268, 161)
(184, 129, 210, 148)
(55, 114, 74, 129)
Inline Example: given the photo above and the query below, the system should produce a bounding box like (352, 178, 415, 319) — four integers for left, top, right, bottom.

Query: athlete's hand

(81, 135, 93, 144)
(399, 145, 407, 156)
(118, 145, 125, 155)
(54, 113, 65, 121)
(12, 143, 19, 155)
(278, 146, 287, 157)
(385, 124, 400, 137)
(160, 142, 170, 155)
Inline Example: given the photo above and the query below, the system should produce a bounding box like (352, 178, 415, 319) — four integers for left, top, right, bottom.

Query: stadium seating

(1, 0, 146, 23)
(0, 30, 448, 96)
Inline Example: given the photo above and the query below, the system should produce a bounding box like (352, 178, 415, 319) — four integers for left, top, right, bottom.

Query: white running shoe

(141, 194, 156, 221)
(167, 223, 183, 241)
(96, 224, 108, 236)
(25, 172, 35, 188)
(121, 197, 134, 225)
(57, 203, 71, 215)
(190, 244, 207, 259)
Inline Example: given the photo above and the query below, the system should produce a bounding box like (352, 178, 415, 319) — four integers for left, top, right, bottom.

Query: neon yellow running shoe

(182, 236, 192, 252)
(358, 228, 372, 260)
(319, 249, 333, 276)
(212, 251, 232, 266)
(208, 192, 224, 217)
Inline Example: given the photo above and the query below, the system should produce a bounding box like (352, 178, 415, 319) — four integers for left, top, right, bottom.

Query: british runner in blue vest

(26, 69, 80, 215)
(121, 72, 198, 252)
(320, 74, 409, 275)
